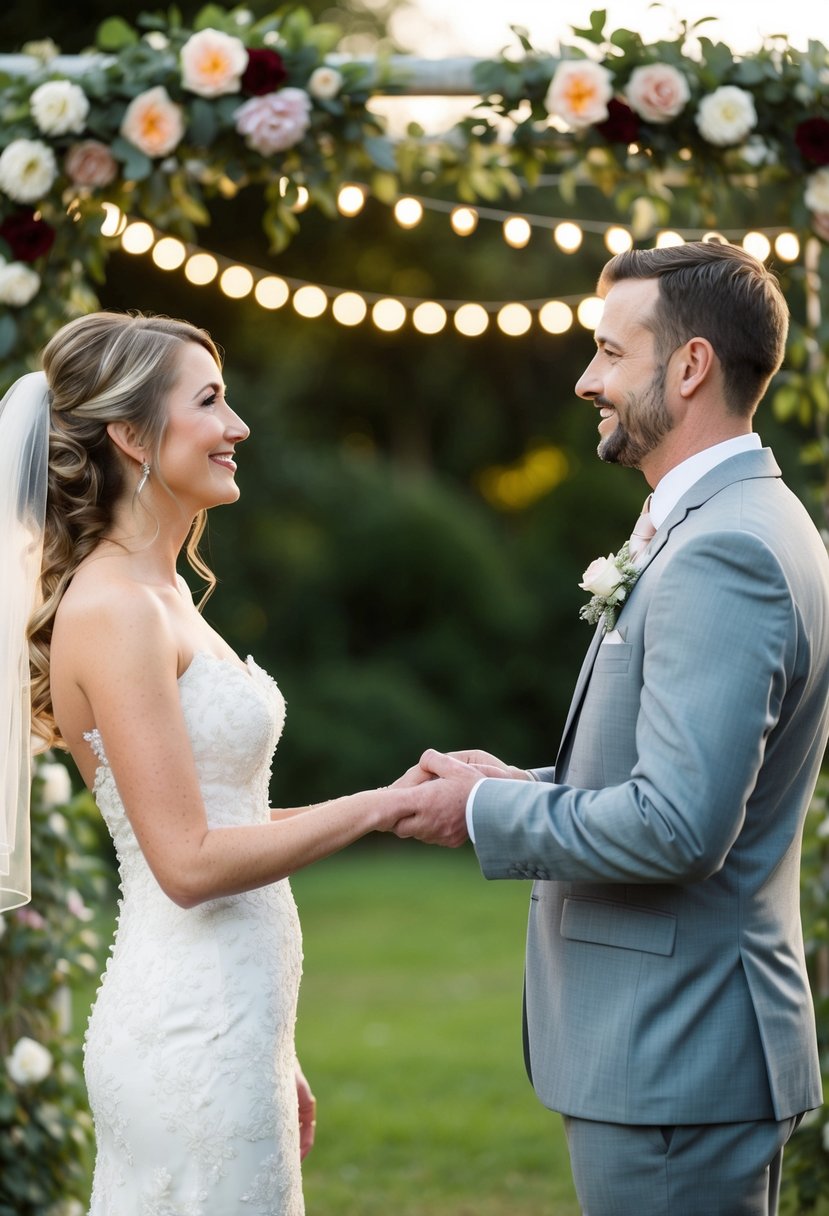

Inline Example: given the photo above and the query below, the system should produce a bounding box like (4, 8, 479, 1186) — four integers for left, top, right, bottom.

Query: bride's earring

(137, 461, 151, 495)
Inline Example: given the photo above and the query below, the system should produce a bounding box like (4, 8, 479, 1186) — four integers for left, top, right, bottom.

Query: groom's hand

(394, 750, 483, 847)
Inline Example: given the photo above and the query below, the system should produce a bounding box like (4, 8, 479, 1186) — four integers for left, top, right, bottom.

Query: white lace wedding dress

(82, 651, 304, 1215)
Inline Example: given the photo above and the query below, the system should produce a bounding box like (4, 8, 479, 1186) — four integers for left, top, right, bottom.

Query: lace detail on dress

(83, 652, 303, 1215)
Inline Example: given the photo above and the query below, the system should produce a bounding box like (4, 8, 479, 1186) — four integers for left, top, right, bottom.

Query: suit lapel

(555, 448, 782, 771)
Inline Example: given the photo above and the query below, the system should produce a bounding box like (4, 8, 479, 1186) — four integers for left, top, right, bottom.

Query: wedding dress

(82, 651, 304, 1215)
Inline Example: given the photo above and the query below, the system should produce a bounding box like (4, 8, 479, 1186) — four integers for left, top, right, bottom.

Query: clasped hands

(389, 748, 532, 848)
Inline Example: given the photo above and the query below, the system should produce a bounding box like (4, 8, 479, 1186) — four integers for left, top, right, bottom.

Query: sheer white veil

(0, 371, 49, 912)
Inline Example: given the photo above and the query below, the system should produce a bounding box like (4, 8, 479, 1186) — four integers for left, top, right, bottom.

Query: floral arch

(2, 4, 829, 1208)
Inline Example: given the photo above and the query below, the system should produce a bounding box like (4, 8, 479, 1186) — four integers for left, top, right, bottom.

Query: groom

(397, 241, 829, 1214)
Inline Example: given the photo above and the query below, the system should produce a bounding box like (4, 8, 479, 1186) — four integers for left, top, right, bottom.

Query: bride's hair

(29, 310, 222, 750)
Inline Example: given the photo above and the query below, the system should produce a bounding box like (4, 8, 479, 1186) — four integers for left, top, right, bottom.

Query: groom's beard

(597, 365, 673, 468)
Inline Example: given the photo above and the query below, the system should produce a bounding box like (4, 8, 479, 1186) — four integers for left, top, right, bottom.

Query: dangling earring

(137, 461, 151, 495)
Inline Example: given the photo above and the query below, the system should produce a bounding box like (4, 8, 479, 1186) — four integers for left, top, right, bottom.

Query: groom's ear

(676, 337, 716, 398)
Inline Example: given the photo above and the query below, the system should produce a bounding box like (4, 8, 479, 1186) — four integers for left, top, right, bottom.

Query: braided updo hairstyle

(29, 311, 222, 749)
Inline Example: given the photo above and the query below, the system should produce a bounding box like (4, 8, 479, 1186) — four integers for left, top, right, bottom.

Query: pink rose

(625, 63, 690, 124)
(64, 139, 119, 187)
(120, 86, 185, 158)
(234, 88, 312, 155)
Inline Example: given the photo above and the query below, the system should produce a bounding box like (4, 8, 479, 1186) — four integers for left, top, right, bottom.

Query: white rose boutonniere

(579, 542, 639, 629)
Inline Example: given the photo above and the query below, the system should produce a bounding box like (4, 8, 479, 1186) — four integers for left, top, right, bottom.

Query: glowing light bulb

(151, 237, 186, 271)
(254, 276, 290, 309)
(497, 303, 532, 336)
(538, 301, 573, 335)
(503, 216, 531, 248)
(293, 285, 328, 317)
(605, 226, 633, 254)
(372, 298, 406, 331)
(393, 197, 424, 229)
(453, 303, 489, 337)
(412, 302, 447, 334)
(100, 203, 126, 238)
(742, 232, 771, 262)
(774, 232, 800, 262)
(219, 265, 254, 298)
(120, 221, 155, 255)
(655, 230, 684, 248)
(337, 184, 366, 217)
(577, 296, 604, 330)
(184, 253, 218, 285)
(332, 292, 368, 326)
(554, 222, 583, 253)
(450, 206, 478, 236)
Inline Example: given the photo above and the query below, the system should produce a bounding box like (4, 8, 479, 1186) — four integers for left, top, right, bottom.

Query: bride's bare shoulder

(53, 560, 172, 666)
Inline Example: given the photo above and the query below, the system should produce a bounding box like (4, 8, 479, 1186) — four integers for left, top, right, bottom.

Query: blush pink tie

(628, 493, 656, 561)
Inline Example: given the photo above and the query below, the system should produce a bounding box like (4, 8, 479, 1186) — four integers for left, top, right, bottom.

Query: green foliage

(0, 760, 111, 1215)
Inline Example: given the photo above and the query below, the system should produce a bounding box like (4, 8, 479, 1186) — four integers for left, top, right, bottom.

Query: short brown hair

(597, 241, 789, 416)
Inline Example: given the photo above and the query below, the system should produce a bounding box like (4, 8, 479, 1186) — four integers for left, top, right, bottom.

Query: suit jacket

(472, 448, 829, 1124)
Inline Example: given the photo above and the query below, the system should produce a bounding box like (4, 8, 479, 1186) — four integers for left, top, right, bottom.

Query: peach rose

(120, 87, 185, 158)
(625, 63, 689, 124)
(180, 27, 248, 98)
(546, 59, 613, 129)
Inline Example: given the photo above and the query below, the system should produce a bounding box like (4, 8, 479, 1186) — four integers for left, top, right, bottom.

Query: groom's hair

(596, 240, 789, 416)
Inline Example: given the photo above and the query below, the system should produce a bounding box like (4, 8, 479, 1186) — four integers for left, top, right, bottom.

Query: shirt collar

(649, 433, 762, 529)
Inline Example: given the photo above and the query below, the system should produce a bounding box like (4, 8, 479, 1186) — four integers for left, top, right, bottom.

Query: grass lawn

(75, 840, 580, 1214)
(291, 841, 580, 1216)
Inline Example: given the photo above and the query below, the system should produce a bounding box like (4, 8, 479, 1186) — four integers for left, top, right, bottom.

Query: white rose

(738, 136, 775, 168)
(695, 86, 757, 147)
(579, 554, 624, 599)
(805, 167, 829, 213)
(0, 261, 40, 307)
(308, 66, 343, 101)
(0, 138, 58, 203)
(38, 761, 72, 807)
(29, 79, 90, 136)
(6, 1035, 53, 1085)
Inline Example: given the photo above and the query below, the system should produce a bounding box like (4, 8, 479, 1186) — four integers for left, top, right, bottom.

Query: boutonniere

(578, 542, 640, 629)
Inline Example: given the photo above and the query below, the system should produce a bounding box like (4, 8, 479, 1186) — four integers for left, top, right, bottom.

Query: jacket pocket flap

(561, 896, 676, 956)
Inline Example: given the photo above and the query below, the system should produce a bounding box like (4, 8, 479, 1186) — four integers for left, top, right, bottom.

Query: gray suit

(471, 449, 829, 1197)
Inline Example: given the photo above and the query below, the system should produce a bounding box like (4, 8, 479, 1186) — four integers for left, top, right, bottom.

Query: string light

(743, 231, 772, 261)
(605, 226, 633, 254)
(450, 206, 478, 236)
(393, 197, 424, 229)
(775, 232, 801, 262)
(120, 221, 154, 254)
(254, 275, 290, 309)
(185, 252, 219, 285)
(554, 222, 583, 253)
(656, 230, 684, 248)
(503, 216, 532, 249)
(219, 265, 254, 298)
(152, 237, 186, 271)
(332, 291, 368, 326)
(100, 202, 127, 238)
(337, 183, 367, 217)
(121, 217, 805, 341)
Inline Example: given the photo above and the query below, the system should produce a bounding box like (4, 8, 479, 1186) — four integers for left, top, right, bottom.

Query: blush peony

(625, 63, 689, 124)
(120, 87, 185, 158)
(64, 139, 119, 188)
(545, 59, 613, 129)
(180, 27, 248, 97)
(234, 88, 312, 155)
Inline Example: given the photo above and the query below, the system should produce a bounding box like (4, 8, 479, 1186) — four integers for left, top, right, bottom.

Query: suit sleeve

(472, 529, 794, 883)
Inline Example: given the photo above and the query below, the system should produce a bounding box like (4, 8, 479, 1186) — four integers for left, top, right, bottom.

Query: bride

(0, 311, 426, 1214)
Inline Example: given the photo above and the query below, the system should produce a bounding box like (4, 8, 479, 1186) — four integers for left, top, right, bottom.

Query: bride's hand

(296, 1060, 316, 1161)
(445, 749, 531, 781)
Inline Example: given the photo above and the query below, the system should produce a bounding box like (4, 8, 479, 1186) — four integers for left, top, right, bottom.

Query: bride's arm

(70, 587, 418, 908)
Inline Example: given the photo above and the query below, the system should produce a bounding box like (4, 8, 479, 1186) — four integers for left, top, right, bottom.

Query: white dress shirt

(465, 432, 763, 841)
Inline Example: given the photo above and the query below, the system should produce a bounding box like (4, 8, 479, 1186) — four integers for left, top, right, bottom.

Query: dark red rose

(241, 48, 288, 96)
(0, 208, 56, 262)
(795, 117, 829, 167)
(596, 98, 641, 145)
